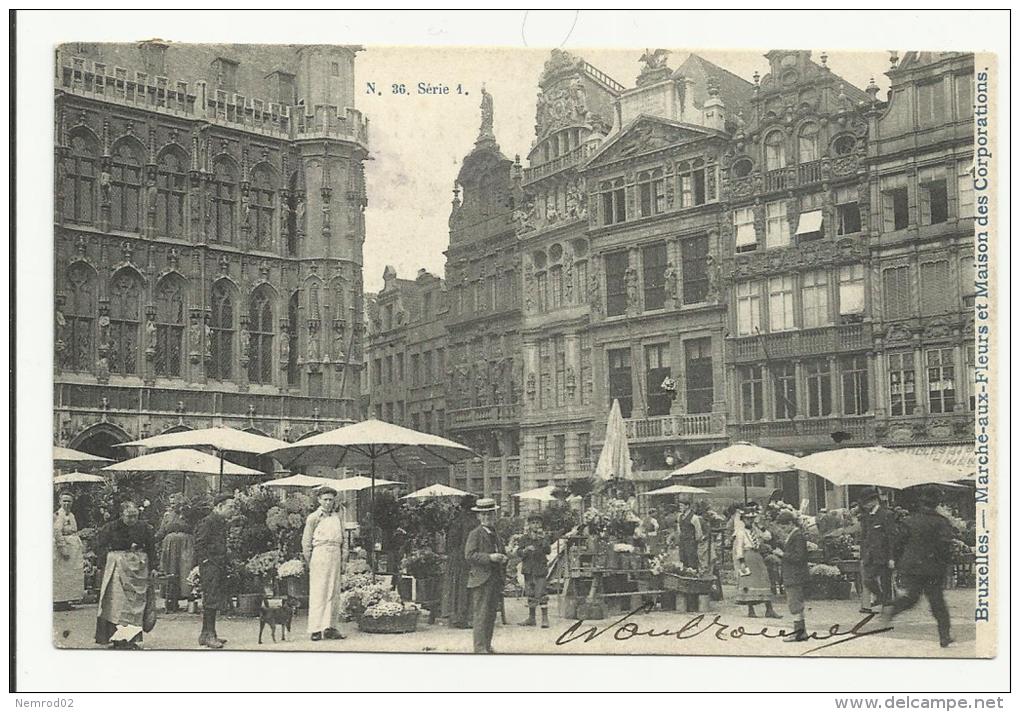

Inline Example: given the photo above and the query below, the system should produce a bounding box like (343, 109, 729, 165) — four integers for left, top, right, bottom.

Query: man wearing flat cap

(302, 485, 347, 641)
(464, 498, 507, 653)
(858, 487, 899, 613)
(194, 493, 236, 649)
(774, 510, 810, 642)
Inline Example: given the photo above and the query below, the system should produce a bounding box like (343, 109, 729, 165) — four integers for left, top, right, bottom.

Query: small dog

(258, 596, 298, 644)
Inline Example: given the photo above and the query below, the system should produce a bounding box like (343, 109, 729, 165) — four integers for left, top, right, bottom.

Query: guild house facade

(54, 42, 369, 459)
(355, 48, 977, 510)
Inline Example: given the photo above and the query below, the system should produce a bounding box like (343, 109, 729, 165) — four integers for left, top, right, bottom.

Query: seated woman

(732, 503, 781, 619)
(94, 499, 157, 649)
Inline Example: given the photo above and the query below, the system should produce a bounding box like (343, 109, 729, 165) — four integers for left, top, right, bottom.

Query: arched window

(798, 123, 820, 163)
(156, 150, 187, 237)
(108, 270, 142, 375)
(208, 281, 234, 380)
(111, 141, 143, 231)
(62, 132, 98, 225)
(636, 168, 665, 217)
(155, 275, 185, 377)
(286, 173, 301, 256)
(211, 159, 237, 244)
(249, 167, 275, 250)
(764, 130, 786, 171)
(247, 289, 274, 384)
(287, 291, 300, 386)
(63, 263, 96, 371)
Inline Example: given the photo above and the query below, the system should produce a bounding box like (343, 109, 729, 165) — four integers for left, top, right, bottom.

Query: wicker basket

(662, 574, 715, 595)
(357, 608, 420, 634)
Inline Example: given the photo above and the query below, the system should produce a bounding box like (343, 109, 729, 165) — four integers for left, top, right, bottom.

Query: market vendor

(673, 501, 703, 571)
(53, 491, 85, 610)
(155, 491, 194, 613)
(302, 485, 347, 642)
(731, 503, 781, 619)
(94, 499, 157, 649)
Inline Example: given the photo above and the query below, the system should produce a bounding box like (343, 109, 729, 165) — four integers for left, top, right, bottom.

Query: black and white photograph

(12, 8, 1008, 699)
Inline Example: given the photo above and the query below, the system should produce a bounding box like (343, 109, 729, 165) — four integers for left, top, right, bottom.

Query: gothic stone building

(54, 42, 369, 460)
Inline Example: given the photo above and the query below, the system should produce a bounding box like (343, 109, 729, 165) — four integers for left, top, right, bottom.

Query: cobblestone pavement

(53, 586, 978, 658)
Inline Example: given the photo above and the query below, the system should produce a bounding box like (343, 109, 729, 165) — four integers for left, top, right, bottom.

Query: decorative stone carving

(525, 372, 536, 401)
(664, 261, 678, 302)
(624, 266, 639, 311)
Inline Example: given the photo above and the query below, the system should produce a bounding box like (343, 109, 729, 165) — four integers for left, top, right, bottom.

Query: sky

(356, 46, 894, 292)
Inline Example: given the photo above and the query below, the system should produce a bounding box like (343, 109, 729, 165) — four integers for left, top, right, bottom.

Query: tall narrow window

(600, 178, 626, 225)
(539, 339, 552, 409)
(739, 365, 764, 421)
(917, 80, 946, 127)
(805, 359, 832, 417)
(247, 290, 273, 384)
(801, 269, 829, 328)
(920, 260, 951, 315)
(110, 142, 142, 232)
(549, 266, 563, 310)
(955, 73, 973, 120)
(918, 166, 949, 225)
(883, 266, 912, 319)
(637, 169, 665, 217)
(835, 185, 862, 235)
(926, 347, 956, 414)
(62, 133, 97, 225)
(555, 336, 567, 407)
(250, 167, 276, 249)
(212, 160, 237, 244)
(536, 436, 547, 463)
(642, 242, 667, 310)
(841, 355, 870, 415)
(682, 235, 710, 304)
(880, 175, 910, 231)
(765, 200, 790, 249)
(63, 263, 96, 371)
(287, 292, 300, 386)
(209, 282, 235, 381)
(604, 250, 629, 317)
(685, 338, 713, 414)
(678, 159, 708, 208)
(736, 280, 761, 336)
(838, 264, 866, 320)
(773, 362, 797, 419)
(798, 123, 820, 163)
(155, 150, 186, 237)
(579, 333, 592, 406)
(108, 271, 142, 375)
(768, 275, 795, 332)
(644, 343, 671, 417)
(574, 260, 588, 306)
(536, 272, 548, 313)
(764, 131, 786, 171)
(410, 353, 420, 387)
(607, 348, 633, 418)
(154, 276, 185, 377)
(888, 352, 916, 416)
(733, 206, 757, 252)
(957, 161, 975, 218)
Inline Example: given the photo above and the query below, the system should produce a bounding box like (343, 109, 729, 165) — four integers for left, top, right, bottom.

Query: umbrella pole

(218, 450, 225, 493)
(369, 455, 377, 574)
(743, 473, 748, 506)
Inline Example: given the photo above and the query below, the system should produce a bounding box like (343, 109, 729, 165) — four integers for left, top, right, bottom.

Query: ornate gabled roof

(675, 53, 755, 120)
(583, 113, 722, 170)
(895, 50, 969, 72)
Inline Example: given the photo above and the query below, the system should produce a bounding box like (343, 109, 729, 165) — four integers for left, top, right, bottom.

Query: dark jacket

(464, 524, 505, 589)
(859, 505, 899, 570)
(897, 507, 956, 577)
(96, 518, 157, 563)
(516, 533, 551, 577)
(781, 527, 810, 587)
(193, 512, 229, 565)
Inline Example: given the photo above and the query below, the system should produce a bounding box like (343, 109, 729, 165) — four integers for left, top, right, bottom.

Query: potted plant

(807, 563, 852, 600)
(276, 558, 306, 598)
(245, 550, 284, 596)
(358, 600, 422, 634)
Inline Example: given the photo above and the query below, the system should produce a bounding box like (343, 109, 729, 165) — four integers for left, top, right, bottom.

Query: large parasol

(53, 472, 107, 485)
(400, 483, 474, 499)
(797, 446, 973, 489)
(102, 448, 263, 493)
(639, 483, 710, 497)
(53, 446, 111, 471)
(512, 485, 560, 503)
(669, 441, 802, 504)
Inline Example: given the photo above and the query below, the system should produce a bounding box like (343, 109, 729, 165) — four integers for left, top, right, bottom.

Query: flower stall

(806, 563, 854, 600)
(338, 556, 422, 634)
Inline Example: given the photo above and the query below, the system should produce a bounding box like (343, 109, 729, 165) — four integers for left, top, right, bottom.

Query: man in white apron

(302, 486, 347, 641)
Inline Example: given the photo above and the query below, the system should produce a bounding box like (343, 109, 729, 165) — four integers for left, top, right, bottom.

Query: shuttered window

(883, 266, 912, 319)
(920, 260, 951, 315)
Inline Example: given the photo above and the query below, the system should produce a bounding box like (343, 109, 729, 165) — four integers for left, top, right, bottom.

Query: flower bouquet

(277, 559, 305, 579)
(807, 563, 851, 600)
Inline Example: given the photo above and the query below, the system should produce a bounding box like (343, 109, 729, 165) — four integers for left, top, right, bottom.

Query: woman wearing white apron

(302, 486, 347, 641)
(54, 492, 85, 610)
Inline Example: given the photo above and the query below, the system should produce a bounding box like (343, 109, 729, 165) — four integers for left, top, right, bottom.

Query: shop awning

(889, 444, 975, 472)
(795, 209, 823, 235)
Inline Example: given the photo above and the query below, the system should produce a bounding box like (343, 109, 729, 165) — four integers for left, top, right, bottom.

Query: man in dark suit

(775, 510, 810, 642)
(193, 493, 236, 649)
(858, 487, 899, 612)
(882, 487, 956, 648)
(464, 498, 507, 654)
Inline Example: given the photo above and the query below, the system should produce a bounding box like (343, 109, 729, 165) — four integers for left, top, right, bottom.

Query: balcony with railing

(447, 403, 521, 430)
(764, 168, 789, 192)
(727, 322, 872, 363)
(727, 156, 860, 200)
(618, 412, 728, 443)
(523, 143, 598, 184)
(734, 415, 874, 446)
(798, 160, 823, 185)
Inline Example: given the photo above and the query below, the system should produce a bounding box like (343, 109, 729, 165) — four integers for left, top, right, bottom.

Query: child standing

(517, 515, 552, 628)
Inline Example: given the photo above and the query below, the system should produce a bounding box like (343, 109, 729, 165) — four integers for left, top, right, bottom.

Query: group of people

(728, 485, 959, 647)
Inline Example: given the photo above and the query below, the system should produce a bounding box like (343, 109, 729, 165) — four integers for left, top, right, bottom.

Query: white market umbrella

(333, 475, 404, 492)
(401, 483, 473, 499)
(117, 426, 288, 490)
(265, 420, 476, 568)
(669, 441, 802, 504)
(261, 474, 338, 489)
(102, 448, 263, 477)
(594, 399, 633, 481)
(640, 483, 709, 497)
(53, 446, 111, 470)
(54, 472, 107, 485)
(512, 485, 559, 502)
(797, 446, 973, 489)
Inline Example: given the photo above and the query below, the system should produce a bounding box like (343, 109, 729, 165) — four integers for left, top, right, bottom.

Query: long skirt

(733, 549, 775, 604)
(442, 556, 471, 626)
(96, 551, 149, 644)
(159, 533, 194, 601)
(54, 534, 85, 603)
(307, 544, 343, 634)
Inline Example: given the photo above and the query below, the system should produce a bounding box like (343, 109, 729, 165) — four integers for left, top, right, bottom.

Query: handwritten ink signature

(554, 603, 894, 656)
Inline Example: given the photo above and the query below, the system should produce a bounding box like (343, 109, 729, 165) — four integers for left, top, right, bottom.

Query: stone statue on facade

(625, 266, 639, 311)
(664, 261, 679, 302)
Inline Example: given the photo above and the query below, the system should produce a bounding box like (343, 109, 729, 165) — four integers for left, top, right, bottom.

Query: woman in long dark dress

(94, 500, 157, 649)
(155, 492, 194, 612)
(442, 495, 478, 628)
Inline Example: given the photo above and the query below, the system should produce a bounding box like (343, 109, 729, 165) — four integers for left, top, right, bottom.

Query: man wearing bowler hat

(858, 487, 899, 612)
(464, 498, 507, 654)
